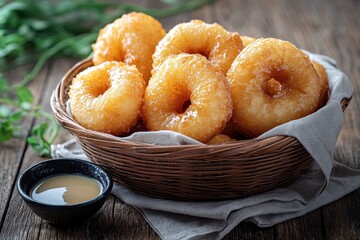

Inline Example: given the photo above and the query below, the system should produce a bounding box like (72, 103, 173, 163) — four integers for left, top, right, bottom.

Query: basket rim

(50, 57, 352, 149)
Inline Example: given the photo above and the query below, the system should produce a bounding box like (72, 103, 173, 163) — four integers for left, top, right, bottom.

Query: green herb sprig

(0, 73, 59, 156)
(0, 0, 215, 156)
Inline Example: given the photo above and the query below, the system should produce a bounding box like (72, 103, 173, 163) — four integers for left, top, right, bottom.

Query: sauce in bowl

(31, 174, 102, 205)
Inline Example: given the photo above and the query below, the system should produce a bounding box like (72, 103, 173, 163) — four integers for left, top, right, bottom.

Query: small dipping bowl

(17, 158, 113, 227)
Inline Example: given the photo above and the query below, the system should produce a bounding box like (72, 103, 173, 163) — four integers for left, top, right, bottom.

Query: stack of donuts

(68, 12, 329, 144)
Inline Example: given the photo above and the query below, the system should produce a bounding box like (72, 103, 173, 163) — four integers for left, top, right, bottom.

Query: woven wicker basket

(50, 58, 351, 201)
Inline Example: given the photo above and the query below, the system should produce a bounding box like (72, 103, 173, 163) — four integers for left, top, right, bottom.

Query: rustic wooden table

(1, 0, 359, 239)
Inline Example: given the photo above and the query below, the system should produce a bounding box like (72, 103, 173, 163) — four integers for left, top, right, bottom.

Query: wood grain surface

(1, 0, 359, 239)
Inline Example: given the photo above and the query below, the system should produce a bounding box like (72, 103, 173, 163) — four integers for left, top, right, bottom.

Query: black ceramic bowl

(17, 158, 113, 227)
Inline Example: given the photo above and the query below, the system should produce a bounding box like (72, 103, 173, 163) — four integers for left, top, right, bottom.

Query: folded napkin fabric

(51, 52, 360, 240)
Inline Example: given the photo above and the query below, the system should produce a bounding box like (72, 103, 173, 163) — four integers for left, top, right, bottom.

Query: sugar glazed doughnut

(207, 134, 235, 145)
(69, 61, 146, 135)
(227, 38, 320, 138)
(92, 12, 166, 82)
(312, 61, 329, 108)
(143, 54, 233, 143)
(152, 20, 242, 75)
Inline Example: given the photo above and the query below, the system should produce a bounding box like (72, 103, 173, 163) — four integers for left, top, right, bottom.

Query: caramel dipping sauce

(31, 174, 102, 205)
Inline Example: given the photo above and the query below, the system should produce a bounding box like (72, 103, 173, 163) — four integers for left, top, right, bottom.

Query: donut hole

(180, 99, 192, 113)
(263, 70, 291, 97)
(90, 79, 111, 98)
(264, 78, 282, 97)
(188, 48, 210, 60)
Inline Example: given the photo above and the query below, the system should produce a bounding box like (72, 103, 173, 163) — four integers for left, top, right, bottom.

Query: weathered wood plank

(274, 211, 324, 240)
(322, 189, 360, 240)
(85, 196, 159, 240)
(224, 222, 274, 240)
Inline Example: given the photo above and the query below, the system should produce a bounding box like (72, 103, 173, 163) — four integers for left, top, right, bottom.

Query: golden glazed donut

(227, 38, 320, 138)
(143, 54, 233, 143)
(207, 134, 235, 145)
(69, 61, 146, 135)
(152, 20, 242, 75)
(92, 12, 166, 82)
(312, 61, 329, 108)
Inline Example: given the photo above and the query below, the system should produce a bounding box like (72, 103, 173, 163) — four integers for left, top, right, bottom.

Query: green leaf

(20, 101, 32, 111)
(0, 121, 13, 141)
(0, 129, 13, 141)
(26, 136, 38, 145)
(19, 23, 34, 39)
(0, 105, 11, 117)
(3, 34, 27, 45)
(27, 122, 51, 157)
(28, 19, 49, 31)
(0, 2, 27, 25)
(27, 136, 50, 157)
(0, 43, 25, 58)
(32, 122, 49, 136)
(9, 110, 23, 122)
(16, 86, 33, 103)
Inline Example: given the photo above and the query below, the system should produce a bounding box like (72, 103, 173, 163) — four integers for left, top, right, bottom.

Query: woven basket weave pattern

(51, 58, 350, 201)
